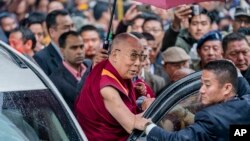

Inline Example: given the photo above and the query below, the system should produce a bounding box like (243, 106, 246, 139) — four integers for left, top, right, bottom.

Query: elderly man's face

(199, 70, 226, 106)
(114, 43, 145, 79)
(224, 39, 250, 71)
(233, 16, 250, 32)
(188, 14, 211, 41)
(198, 40, 223, 66)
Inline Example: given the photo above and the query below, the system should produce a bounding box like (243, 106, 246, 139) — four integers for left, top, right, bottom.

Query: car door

(0, 41, 88, 141)
(128, 71, 203, 141)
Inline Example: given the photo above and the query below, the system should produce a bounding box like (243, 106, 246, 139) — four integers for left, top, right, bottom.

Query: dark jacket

(242, 66, 250, 85)
(33, 43, 62, 76)
(147, 94, 250, 141)
(49, 60, 91, 110)
(161, 27, 196, 53)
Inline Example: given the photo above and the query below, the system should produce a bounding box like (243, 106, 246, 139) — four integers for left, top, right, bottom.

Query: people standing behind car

(33, 10, 75, 76)
(115, 4, 145, 35)
(238, 27, 250, 43)
(161, 5, 212, 53)
(141, 31, 169, 84)
(130, 32, 165, 96)
(49, 31, 91, 111)
(0, 12, 18, 42)
(171, 67, 195, 82)
(232, 7, 250, 32)
(135, 60, 250, 141)
(162, 47, 190, 82)
(75, 33, 153, 141)
(142, 16, 164, 65)
(223, 32, 250, 85)
(8, 27, 36, 59)
(26, 12, 46, 53)
(193, 30, 223, 71)
(79, 25, 102, 61)
(192, 31, 250, 96)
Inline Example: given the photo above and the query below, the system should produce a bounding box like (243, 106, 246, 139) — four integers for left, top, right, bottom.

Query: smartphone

(136, 5, 152, 13)
(191, 5, 200, 16)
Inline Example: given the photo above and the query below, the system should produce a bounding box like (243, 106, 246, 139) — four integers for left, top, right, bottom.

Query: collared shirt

(51, 41, 63, 60)
(63, 61, 86, 81)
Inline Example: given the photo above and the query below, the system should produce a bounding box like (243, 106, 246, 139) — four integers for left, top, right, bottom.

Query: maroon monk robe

(75, 60, 139, 141)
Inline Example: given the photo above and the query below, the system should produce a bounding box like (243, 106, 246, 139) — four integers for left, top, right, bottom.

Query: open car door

(128, 71, 203, 141)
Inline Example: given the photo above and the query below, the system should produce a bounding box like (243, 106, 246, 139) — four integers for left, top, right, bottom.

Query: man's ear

(48, 28, 55, 38)
(110, 49, 118, 62)
(222, 83, 233, 97)
(24, 40, 32, 50)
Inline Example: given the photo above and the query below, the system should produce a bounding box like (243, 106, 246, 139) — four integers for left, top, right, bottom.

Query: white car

(0, 41, 88, 141)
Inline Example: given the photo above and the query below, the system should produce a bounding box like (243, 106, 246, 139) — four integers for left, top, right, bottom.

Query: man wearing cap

(162, 47, 190, 81)
(233, 7, 250, 32)
(193, 30, 223, 71)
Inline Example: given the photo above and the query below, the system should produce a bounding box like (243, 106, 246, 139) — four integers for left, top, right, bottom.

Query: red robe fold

(75, 60, 138, 141)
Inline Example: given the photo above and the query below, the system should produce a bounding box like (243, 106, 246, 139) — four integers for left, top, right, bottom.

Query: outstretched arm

(101, 86, 149, 133)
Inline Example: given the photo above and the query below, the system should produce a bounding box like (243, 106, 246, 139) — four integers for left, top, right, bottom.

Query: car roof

(0, 42, 46, 92)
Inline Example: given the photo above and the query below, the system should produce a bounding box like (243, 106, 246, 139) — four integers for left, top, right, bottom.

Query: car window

(158, 91, 204, 131)
(0, 90, 82, 141)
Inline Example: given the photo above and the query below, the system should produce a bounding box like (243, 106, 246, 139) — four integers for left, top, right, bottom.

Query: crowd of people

(1, 0, 250, 140)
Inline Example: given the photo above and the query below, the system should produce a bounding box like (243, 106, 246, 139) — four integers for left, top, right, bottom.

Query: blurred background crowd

(0, 0, 250, 106)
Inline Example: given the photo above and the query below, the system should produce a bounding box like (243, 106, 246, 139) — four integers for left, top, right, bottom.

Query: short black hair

(222, 32, 249, 52)
(131, 15, 146, 25)
(59, 31, 80, 48)
(189, 6, 212, 24)
(142, 16, 163, 30)
(46, 9, 69, 32)
(79, 24, 98, 33)
(0, 12, 16, 25)
(130, 32, 144, 39)
(26, 12, 46, 27)
(142, 32, 155, 41)
(11, 27, 37, 50)
(203, 60, 238, 94)
(93, 1, 109, 21)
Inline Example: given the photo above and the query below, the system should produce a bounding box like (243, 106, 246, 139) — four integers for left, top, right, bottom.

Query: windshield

(0, 90, 83, 141)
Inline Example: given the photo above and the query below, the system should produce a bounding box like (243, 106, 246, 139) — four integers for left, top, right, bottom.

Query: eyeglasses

(116, 49, 147, 62)
(235, 17, 250, 25)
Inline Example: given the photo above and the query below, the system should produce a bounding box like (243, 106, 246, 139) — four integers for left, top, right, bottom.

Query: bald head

(109, 33, 145, 79)
(111, 33, 143, 51)
(171, 68, 195, 82)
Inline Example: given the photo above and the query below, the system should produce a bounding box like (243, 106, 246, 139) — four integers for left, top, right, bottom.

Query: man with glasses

(33, 9, 75, 75)
(223, 32, 250, 84)
(142, 16, 164, 65)
(233, 7, 250, 32)
(75, 33, 153, 141)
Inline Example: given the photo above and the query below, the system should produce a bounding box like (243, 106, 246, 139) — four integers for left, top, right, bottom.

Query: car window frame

(128, 71, 202, 141)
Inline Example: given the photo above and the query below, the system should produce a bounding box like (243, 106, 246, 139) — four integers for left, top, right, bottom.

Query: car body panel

(0, 41, 88, 141)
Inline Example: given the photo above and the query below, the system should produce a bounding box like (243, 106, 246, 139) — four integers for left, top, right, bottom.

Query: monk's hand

(134, 115, 151, 131)
(141, 97, 155, 111)
(93, 48, 109, 67)
(134, 82, 147, 96)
